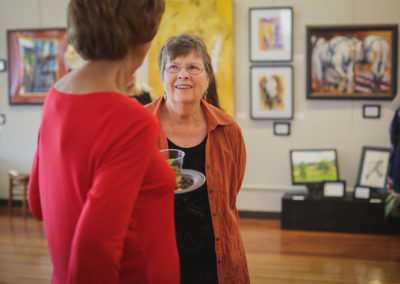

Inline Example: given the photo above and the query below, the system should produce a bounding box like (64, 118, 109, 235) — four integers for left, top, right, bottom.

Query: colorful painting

(8, 28, 68, 104)
(148, 0, 234, 115)
(307, 25, 398, 99)
(258, 18, 283, 51)
(290, 149, 339, 184)
(258, 74, 285, 111)
(250, 65, 292, 120)
(249, 7, 293, 62)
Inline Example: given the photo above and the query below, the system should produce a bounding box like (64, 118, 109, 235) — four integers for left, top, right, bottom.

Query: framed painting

(249, 7, 293, 62)
(8, 28, 69, 104)
(306, 25, 398, 100)
(250, 65, 293, 120)
(356, 146, 391, 190)
(148, 0, 234, 115)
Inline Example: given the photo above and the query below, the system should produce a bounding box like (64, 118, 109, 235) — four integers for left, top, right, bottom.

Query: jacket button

(213, 213, 216, 217)
(209, 189, 213, 193)
(218, 260, 222, 264)
(207, 165, 210, 169)
(216, 237, 220, 241)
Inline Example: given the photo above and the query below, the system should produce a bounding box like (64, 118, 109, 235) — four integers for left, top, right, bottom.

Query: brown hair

(67, 0, 165, 60)
(157, 33, 221, 108)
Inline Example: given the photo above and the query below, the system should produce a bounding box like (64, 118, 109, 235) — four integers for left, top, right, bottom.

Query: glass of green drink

(160, 149, 185, 185)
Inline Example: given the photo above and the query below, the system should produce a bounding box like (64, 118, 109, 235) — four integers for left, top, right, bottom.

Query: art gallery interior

(0, 0, 399, 283)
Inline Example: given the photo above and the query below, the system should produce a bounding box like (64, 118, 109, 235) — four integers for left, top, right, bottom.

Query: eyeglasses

(165, 63, 204, 75)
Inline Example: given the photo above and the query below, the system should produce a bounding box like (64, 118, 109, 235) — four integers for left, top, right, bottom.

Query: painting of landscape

(291, 150, 339, 184)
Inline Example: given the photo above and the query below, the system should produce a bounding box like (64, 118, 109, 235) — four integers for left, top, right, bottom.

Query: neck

(162, 99, 204, 124)
(57, 46, 145, 95)
(83, 53, 141, 93)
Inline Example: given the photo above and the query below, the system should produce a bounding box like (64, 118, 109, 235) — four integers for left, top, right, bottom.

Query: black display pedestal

(281, 192, 395, 234)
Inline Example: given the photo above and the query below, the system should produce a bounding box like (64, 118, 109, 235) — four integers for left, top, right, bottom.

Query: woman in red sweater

(28, 0, 180, 283)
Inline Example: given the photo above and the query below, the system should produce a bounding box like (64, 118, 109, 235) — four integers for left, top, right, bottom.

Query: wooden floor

(0, 213, 399, 283)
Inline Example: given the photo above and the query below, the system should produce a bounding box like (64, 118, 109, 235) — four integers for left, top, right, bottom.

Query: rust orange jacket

(146, 97, 250, 284)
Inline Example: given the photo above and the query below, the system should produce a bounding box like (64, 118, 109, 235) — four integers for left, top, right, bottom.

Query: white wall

(0, 0, 399, 213)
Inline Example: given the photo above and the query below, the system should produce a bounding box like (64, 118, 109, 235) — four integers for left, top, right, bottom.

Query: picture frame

(356, 146, 391, 190)
(290, 149, 340, 185)
(273, 122, 290, 136)
(322, 180, 346, 198)
(363, 104, 381, 119)
(0, 59, 6, 72)
(306, 25, 398, 100)
(250, 65, 293, 120)
(249, 7, 293, 62)
(7, 28, 69, 104)
(353, 185, 371, 200)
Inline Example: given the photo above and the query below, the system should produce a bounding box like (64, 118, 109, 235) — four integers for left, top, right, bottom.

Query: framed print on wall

(356, 146, 391, 190)
(8, 28, 69, 104)
(306, 25, 398, 100)
(250, 65, 293, 120)
(249, 7, 293, 62)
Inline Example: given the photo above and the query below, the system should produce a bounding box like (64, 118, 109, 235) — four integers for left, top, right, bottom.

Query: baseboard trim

(0, 198, 22, 207)
(238, 210, 280, 219)
(0, 199, 281, 220)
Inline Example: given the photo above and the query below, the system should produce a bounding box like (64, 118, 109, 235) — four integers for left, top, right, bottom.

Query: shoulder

(108, 94, 159, 134)
(144, 96, 163, 117)
(203, 101, 241, 132)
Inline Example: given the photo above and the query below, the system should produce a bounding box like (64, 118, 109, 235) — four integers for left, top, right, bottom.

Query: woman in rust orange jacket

(146, 34, 249, 284)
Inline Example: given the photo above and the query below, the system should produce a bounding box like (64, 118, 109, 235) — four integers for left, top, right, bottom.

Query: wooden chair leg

(8, 179, 13, 215)
(22, 181, 28, 218)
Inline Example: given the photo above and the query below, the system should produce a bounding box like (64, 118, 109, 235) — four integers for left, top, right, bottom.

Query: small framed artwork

(306, 25, 398, 100)
(363, 104, 381, 119)
(353, 185, 371, 199)
(356, 146, 391, 190)
(322, 180, 346, 198)
(273, 122, 290, 136)
(249, 7, 293, 62)
(0, 59, 6, 72)
(8, 28, 69, 104)
(250, 65, 293, 120)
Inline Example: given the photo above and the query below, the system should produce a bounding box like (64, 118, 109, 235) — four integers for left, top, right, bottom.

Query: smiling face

(162, 51, 210, 105)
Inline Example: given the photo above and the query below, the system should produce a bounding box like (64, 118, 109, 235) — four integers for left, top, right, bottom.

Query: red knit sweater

(28, 87, 180, 284)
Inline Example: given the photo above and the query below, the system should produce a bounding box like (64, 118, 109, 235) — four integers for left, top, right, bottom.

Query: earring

(163, 93, 167, 100)
(203, 90, 208, 100)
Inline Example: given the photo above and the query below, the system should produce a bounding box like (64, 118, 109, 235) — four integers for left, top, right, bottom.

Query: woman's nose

(177, 67, 190, 78)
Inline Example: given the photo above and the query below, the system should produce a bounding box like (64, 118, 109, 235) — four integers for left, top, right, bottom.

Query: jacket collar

(149, 96, 232, 131)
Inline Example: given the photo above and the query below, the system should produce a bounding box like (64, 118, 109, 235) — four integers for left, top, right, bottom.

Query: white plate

(175, 169, 206, 194)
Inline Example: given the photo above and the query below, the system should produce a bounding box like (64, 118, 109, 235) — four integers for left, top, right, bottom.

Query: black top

(167, 137, 217, 261)
(129, 91, 152, 105)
